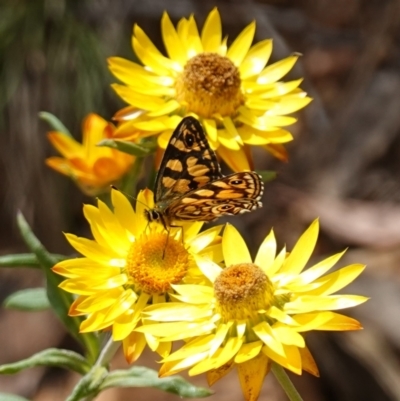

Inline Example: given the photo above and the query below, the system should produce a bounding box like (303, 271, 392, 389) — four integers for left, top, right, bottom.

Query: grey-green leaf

(0, 253, 66, 269)
(0, 393, 31, 401)
(39, 111, 72, 136)
(0, 349, 91, 376)
(3, 288, 50, 311)
(101, 367, 213, 398)
(98, 139, 156, 157)
(256, 170, 277, 183)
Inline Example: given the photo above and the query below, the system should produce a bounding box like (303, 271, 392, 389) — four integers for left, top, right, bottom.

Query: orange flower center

(175, 53, 244, 118)
(126, 232, 190, 294)
(214, 263, 274, 321)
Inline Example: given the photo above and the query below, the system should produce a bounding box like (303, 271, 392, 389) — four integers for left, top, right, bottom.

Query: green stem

(94, 336, 121, 368)
(271, 363, 304, 401)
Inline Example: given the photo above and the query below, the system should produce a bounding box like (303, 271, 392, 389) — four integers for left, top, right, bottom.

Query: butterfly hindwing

(166, 171, 264, 221)
(154, 117, 222, 204)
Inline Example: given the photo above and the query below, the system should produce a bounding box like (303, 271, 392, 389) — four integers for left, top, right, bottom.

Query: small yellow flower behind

(46, 113, 134, 196)
(138, 220, 368, 401)
(52, 189, 223, 363)
(108, 8, 311, 171)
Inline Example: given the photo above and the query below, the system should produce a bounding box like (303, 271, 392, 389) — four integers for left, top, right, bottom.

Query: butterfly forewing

(154, 117, 222, 204)
(147, 116, 264, 226)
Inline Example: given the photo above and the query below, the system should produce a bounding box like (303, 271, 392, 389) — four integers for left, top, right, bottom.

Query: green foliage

(98, 139, 157, 157)
(0, 349, 91, 376)
(3, 288, 50, 311)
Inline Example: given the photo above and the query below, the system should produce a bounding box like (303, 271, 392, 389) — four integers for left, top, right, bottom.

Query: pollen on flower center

(214, 263, 274, 321)
(175, 52, 244, 118)
(126, 232, 190, 294)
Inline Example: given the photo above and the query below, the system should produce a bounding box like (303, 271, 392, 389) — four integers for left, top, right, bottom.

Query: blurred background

(1, 0, 400, 400)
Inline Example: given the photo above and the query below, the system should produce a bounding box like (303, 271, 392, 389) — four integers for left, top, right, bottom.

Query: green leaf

(101, 367, 213, 398)
(16, 213, 100, 363)
(98, 139, 156, 157)
(0, 393, 31, 401)
(65, 366, 108, 401)
(0, 253, 66, 268)
(3, 288, 50, 311)
(38, 111, 72, 136)
(256, 170, 277, 183)
(0, 348, 91, 376)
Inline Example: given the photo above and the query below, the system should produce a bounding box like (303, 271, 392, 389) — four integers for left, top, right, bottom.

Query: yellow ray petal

(262, 344, 302, 375)
(195, 255, 223, 283)
(308, 264, 366, 296)
(217, 144, 251, 172)
(223, 224, 252, 266)
(299, 250, 346, 284)
(279, 219, 319, 275)
(272, 326, 305, 347)
(257, 55, 299, 85)
(253, 321, 285, 357)
(47, 132, 82, 158)
(234, 341, 263, 364)
(237, 352, 270, 401)
(226, 21, 256, 67)
(255, 229, 276, 272)
(201, 8, 222, 52)
(299, 346, 319, 377)
(161, 12, 187, 65)
(239, 39, 273, 80)
(123, 331, 147, 363)
(285, 294, 368, 314)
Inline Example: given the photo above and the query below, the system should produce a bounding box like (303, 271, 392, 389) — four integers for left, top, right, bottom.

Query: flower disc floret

(215, 263, 274, 321)
(127, 232, 190, 293)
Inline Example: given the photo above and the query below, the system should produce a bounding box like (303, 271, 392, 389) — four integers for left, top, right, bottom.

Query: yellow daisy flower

(52, 188, 223, 363)
(46, 113, 134, 196)
(108, 8, 311, 171)
(138, 220, 367, 401)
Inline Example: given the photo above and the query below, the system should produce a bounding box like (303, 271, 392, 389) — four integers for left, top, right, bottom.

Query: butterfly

(145, 116, 264, 228)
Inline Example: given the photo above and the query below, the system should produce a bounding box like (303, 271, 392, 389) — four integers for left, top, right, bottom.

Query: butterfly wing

(154, 117, 222, 205)
(166, 171, 264, 221)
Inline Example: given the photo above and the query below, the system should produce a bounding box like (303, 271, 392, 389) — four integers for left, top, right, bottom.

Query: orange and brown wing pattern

(154, 116, 222, 204)
(166, 172, 264, 221)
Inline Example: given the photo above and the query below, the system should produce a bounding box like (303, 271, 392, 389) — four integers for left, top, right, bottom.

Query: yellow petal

(299, 346, 319, 377)
(285, 295, 368, 314)
(268, 306, 300, 326)
(240, 39, 273, 79)
(123, 331, 147, 363)
(190, 337, 243, 375)
(255, 229, 276, 272)
(185, 15, 203, 58)
(309, 264, 366, 296)
(262, 344, 302, 375)
(111, 189, 137, 239)
(253, 321, 285, 357)
(217, 144, 251, 172)
(223, 224, 252, 266)
(272, 326, 305, 347)
(195, 255, 223, 283)
(147, 99, 181, 117)
(111, 84, 166, 111)
(203, 118, 218, 142)
(299, 250, 346, 284)
(47, 132, 82, 158)
(280, 219, 319, 275)
(161, 12, 187, 64)
(291, 312, 337, 332)
(226, 21, 256, 67)
(257, 55, 299, 85)
(234, 341, 263, 364)
(237, 352, 270, 401)
(113, 310, 139, 341)
(265, 94, 312, 116)
(173, 284, 214, 304)
(201, 8, 222, 52)
(310, 312, 363, 331)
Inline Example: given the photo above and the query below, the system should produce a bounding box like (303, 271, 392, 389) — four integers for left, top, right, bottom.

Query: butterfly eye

(183, 132, 195, 148)
(230, 179, 244, 185)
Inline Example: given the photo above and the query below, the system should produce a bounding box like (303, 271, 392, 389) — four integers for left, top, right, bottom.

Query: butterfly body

(145, 117, 263, 227)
